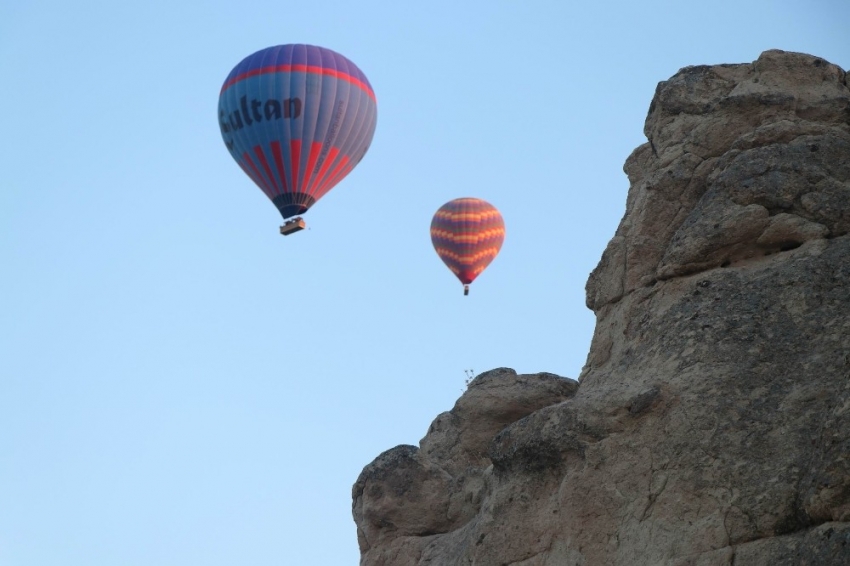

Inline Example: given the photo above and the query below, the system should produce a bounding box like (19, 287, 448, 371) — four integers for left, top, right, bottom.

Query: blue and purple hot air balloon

(218, 45, 377, 234)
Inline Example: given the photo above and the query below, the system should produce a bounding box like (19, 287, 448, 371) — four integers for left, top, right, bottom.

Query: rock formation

(353, 50, 850, 565)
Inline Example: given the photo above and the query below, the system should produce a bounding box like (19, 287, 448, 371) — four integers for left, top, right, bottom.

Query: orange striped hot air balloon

(430, 198, 505, 295)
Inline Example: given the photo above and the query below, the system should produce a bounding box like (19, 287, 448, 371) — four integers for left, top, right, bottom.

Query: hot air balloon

(218, 45, 378, 235)
(430, 198, 505, 295)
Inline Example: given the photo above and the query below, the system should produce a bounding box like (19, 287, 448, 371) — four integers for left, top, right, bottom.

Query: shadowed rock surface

(353, 50, 850, 565)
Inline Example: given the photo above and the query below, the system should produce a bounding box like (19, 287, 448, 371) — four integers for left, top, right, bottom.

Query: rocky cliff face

(352, 50, 850, 565)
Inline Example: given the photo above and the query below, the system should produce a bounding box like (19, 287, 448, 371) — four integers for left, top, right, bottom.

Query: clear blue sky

(1, 1, 846, 564)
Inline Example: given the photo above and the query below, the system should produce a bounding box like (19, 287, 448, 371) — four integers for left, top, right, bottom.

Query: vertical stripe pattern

(219, 45, 378, 219)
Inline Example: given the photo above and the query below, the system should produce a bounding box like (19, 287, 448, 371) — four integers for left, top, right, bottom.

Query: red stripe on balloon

(323, 157, 355, 193)
(221, 65, 376, 101)
(239, 153, 274, 200)
(302, 142, 323, 197)
(289, 140, 302, 194)
(253, 145, 279, 196)
(312, 146, 341, 196)
(270, 141, 289, 194)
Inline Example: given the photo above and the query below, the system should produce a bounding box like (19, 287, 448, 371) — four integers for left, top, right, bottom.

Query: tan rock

(352, 370, 578, 564)
(587, 49, 850, 311)
(354, 50, 850, 566)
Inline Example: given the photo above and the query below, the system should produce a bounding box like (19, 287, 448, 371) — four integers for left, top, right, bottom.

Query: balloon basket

(464, 285, 469, 296)
(280, 217, 306, 236)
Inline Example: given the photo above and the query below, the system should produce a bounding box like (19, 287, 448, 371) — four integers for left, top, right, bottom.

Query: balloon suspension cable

(280, 217, 306, 236)
(464, 285, 469, 296)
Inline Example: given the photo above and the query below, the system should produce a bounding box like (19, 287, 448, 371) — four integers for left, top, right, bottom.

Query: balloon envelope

(219, 45, 378, 219)
(430, 198, 505, 286)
